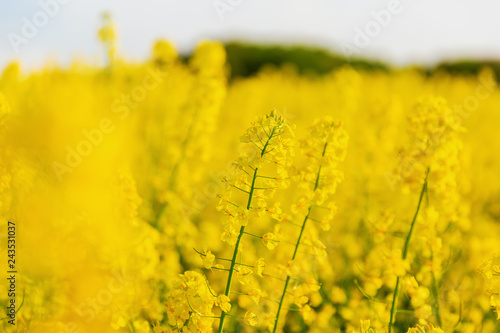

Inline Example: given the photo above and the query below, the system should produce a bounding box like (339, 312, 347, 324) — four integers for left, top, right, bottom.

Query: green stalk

(218, 167, 258, 333)
(219, 126, 277, 332)
(272, 142, 327, 333)
(388, 277, 402, 333)
(388, 169, 429, 333)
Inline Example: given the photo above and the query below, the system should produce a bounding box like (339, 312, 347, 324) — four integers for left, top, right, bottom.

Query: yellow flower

(215, 295, 231, 313)
(97, 12, 117, 62)
(190, 40, 226, 76)
(201, 251, 215, 269)
(492, 298, 500, 320)
(406, 324, 444, 333)
(291, 196, 311, 215)
(360, 320, 373, 333)
(403, 276, 419, 294)
(221, 225, 238, 245)
(152, 39, 177, 65)
(294, 295, 308, 308)
(331, 287, 347, 304)
(244, 311, 258, 326)
(415, 305, 432, 321)
(262, 232, 278, 250)
(236, 266, 253, 285)
(312, 239, 327, 258)
(275, 173, 290, 188)
(387, 249, 408, 277)
(111, 314, 127, 329)
(479, 253, 500, 320)
(133, 320, 152, 333)
(248, 289, 262, 304)
(267, 202, 283, 220)
(410, 287, 430, 308)
(254, 258, 265, 277)
(299, 304, 314, 323)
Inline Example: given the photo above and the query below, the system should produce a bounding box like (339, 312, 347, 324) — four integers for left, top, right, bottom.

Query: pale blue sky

(1, 0, 500, 71)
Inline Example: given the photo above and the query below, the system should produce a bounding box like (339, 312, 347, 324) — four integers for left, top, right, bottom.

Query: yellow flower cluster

(272, 118, 348, 332)
(1, 22, 500, 333)
(478, 252, 500, 320)
(164, 271, 216, 332)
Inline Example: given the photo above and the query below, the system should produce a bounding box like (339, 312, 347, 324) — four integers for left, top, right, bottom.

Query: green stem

(243, 231, 263, 239)
(218, 126, 278, 332)
(388, 169, 429, 333)
(388, 277, 402, 333)
(397, 309, 415, 315)
(272, 142, 327, 333)
(218, 167, 259, 333)
(261, 127, 276, 157)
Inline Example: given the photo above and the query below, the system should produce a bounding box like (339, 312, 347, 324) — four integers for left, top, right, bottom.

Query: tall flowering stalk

(168, 40, 227, 192)
(162, 111, 294, 332)
(273, 118, 348, 332)
(388, 96, 464, 332)
(388, 170, 428, 333)
(215, 110, 295, 331)
(154, 40, 227, 223)
(97, 12, 118, 64)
